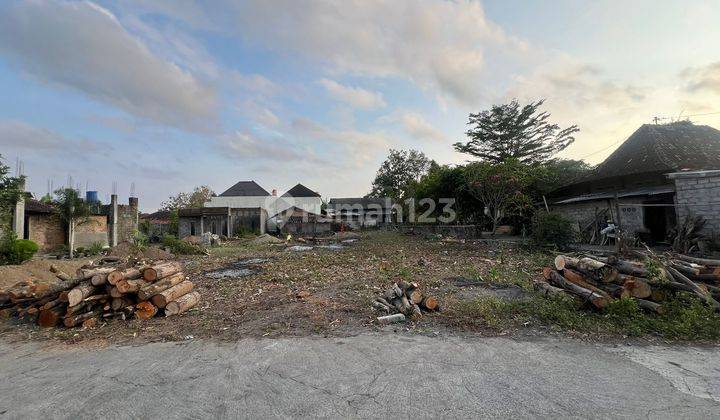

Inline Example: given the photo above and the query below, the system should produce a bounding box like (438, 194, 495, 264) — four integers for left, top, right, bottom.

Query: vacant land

(1, 231, 719, 344)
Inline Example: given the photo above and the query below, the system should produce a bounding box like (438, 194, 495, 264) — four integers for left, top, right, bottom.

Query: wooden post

(542, 195, 550, 213)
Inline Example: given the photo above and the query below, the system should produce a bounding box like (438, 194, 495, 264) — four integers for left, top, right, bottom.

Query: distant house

(273, 206, 331, 236)
(205, 180, 323, 215)
(327, 197, 394, 228)
(549, 122, 720, 242)
(177, 207, 267, 237)
(139, 210, 172, 242)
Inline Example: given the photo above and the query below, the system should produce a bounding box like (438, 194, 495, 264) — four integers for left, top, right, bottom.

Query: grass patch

(453, 292, 720, 340)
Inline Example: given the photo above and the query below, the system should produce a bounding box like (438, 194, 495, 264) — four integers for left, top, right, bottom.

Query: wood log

(666, 266, 720, 310)
(542, 266, 553, 280)
(143, 261, 183, 282)
(109, 286, 123, 298)
(38, 307, 64, 327)
(135, 301, 158, 319)
(549, 271, 609, 309)
(136, 272, 186, 301)
(50, 264, 73, 282)
(622, 278, 652, 299)
(59, 291, 69, 302)
(673, 253, 720, 267)
(650, 289, 667, 302)
(116, 279, 151, 294)
(83, 294, 109, 302)
(409, 303, 422, 321)
(42, 298, 63, 311)
(534, 281, 565, 296)
(372, 300, 391, 313)
(150, 281, 194, 309)
(67, 282, 96, 307)
(76, 267, 115, 280)
(66, 301, 92, 316)
(41, 277, 85, 298)
(108, 267, 143, 285)
(64, 309, 101, 327)
(111, 297, 135, 311)
(421, 296, 439, 311)
(81, 318, 98, 329)
(555, 256, 618, 283)
(165, 291, 201, 316)
(671, 263, 700, 278)
(612, 260, 647, 277)
(90, 273, 108, 286)
(635, 298, 665, 314)
(409, 289, 423, 305)
(376, 313, 405, 324)
(563, 269, 613, 300)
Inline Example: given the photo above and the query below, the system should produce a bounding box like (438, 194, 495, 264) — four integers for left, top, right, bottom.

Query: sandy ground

(0, 259, 87, 290)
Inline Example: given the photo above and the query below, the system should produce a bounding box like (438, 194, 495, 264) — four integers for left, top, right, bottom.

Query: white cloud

(397, 112, 446, 142)
(0, 1, 217, 130)
(319, 78, 386, 110)
(0, 120, 105, 153)
(681, 62, 720, 95)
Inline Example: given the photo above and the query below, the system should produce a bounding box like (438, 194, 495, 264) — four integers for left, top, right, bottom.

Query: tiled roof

(219, 180, 270, 197)
(282, 183, 321, 198)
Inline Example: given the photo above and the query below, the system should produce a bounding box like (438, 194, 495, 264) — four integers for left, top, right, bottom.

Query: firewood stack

(537, 253, 720, 314)
(0, 259, 201, 329)
(373, 281, 440, 322)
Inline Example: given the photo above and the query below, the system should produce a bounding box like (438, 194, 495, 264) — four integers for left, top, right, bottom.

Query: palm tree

(53, 188, 90, 258)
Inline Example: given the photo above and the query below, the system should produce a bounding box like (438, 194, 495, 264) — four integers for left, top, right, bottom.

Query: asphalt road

(1, 334, 719, 419)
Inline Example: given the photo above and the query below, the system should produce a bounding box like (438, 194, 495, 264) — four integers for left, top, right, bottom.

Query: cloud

(319, 78, 386, 109)
(216, 131, 327, 165)
(397, 112, 446, 142)
(125, 0, 523, 106)
(239, 100, 281, 128)
(0, 1, 217, 130)
(0, 120, 106, 154)
(681, 62, 720, 94)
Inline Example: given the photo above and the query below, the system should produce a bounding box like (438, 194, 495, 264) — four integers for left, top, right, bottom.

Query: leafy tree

(535, 159, 594, 194)
(0, 154, 25, 228)
(464, 159, 533, 234)
(369, 149, 433, 199)
(409, 164, 483, 223)
(454, 99, 579, 164)
(53, 188, 91, 258)
(160, 185, 215, 211)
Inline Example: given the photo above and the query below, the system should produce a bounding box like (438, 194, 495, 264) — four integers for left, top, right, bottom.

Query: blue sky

(1, 0, 719, 211)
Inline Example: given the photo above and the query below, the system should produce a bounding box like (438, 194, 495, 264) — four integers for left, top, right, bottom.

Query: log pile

(373, 281, 440, 323)
(0, 260, 201, 328)
(537, 253, 720, 314)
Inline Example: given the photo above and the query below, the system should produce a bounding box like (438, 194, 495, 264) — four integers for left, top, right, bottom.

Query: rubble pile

(373, 281, 440, 324)
(537, 253, 720, 313)
(0, 258, 200, 328)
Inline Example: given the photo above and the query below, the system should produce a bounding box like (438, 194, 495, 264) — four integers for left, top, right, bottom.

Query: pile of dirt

(107, 242, 174, 260)
(0, 259, 86, 290)
(252, 234, 284, 244)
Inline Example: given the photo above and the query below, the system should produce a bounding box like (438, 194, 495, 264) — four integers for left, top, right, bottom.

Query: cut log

(562, 269, 613, 300)
(136, 272, 186, 301)
(38, 307, 64, 327)
(165, 291, 201, 316)
(376, 313, 405, 324)
(542, 266, 553, 280)
(135, 301, 158, 319)
(635, 298, 665, 314)
(116, 279, 151, 294)
(83, 294, 109, 302)
(76, 267, 116, 280)
(409, 289, 423, 305)
(50, 264, 73, 282)
(81, 318, 98, 329)
(67, 282, 96, 307)
(410, 303, 422, 320)
(534, 281, 565, 296)
(372, 300, 391, 313)
(673, 253, 720, 267)
(150, 280, 194, 309)
(548, 271, 609, 309)
(42, 298, 64, 311)
(555, 256, 618, 283)
(613, 260, 647, 277)
(143, 261, 183, 282)
(111, 297, 135, 311)
(64, 310, 101, 327)
(650, 289, 667, 302)
(421, 296, 439, 311)
(41, 277, 85, 298)
(108, 267, 143, 285)
(91, 273, 108, 286)
(666, 266, 720, 310)
(622, 278, 652, 299)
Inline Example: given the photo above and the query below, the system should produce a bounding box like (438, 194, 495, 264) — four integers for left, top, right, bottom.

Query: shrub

(131, 230, 149, 252)
(530, 212, 574, 250)
(0, 231, 39, 264)
(162, 235, 205, 255)
(86, 241, 105, 256)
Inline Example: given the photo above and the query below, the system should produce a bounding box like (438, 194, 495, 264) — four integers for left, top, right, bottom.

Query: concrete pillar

(227, 208, 232, 237)
(12, 179, 26, 238)
(110, 194, 118, 246)
(200, 216, 204, 235)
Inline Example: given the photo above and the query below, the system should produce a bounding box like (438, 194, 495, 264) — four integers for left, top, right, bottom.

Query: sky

(1, 0, 719, 212)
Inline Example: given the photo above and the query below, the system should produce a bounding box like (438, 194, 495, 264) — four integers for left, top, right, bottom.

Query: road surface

(1, 334, 719, 418)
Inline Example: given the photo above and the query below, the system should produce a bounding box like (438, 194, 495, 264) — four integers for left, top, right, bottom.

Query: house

(326, 197, 394, 228)
(178, 207, 267, 238)
(273, 206, 331, 235)
(139, 210, 173, 242)
(549, 122, 720, 242)
(205, 181, 323, 215)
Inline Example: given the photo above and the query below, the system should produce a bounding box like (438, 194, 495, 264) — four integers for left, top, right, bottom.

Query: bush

(0, 232, 39, 264)
(162, 235, 205, 255)
(530, 212, 574, 250)
(86, 241, 105, 256)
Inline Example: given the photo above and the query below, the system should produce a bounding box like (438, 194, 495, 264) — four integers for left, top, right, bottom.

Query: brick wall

(27, 214, 65, 252)
(116, 204, 139, 243)
(551, 197, 647, 234)
(672, 171, 720, 235)
(75, 215, 109, 248)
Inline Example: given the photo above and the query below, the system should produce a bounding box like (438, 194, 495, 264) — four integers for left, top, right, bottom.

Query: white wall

(206, 196, 322, 216)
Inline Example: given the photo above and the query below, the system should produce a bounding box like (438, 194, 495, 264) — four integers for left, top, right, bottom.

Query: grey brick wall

(673, 173, 720, 235)
(551, 197, 646, 234)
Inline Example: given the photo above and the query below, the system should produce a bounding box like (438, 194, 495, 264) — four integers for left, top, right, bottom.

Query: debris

(285, 245, 313, 252)
(252, 234, 285, 244)
(376, 313, 406, 324)
(373, 281, 440, 321)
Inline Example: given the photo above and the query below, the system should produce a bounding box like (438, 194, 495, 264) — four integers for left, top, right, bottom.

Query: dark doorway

(643, 195, 675, 244)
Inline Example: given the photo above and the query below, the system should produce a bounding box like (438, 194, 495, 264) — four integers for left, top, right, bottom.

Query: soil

(107, 242, 174, 260)
(0, 231, 550, 345)
(0, 259, 87, 290)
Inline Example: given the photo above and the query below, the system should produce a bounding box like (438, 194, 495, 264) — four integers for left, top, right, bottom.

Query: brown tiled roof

(590, 122, 720, 180)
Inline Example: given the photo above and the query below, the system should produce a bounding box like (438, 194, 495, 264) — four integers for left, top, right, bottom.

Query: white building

(205, 180, 323, 217)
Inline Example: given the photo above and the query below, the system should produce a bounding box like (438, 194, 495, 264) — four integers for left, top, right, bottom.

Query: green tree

(160, 185, 215, 211)
(0, 154, 25, 229)
(409, 164, 483, 223)
(464, 159, 533, 234)
(454, 99, 579, 164)
(53, 188, 91, 258)
(369, 149, 433, 199)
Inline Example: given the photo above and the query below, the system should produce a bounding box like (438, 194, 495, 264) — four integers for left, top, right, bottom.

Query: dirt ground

(0, 259, 87, 290)
(0, 231, 551, 344)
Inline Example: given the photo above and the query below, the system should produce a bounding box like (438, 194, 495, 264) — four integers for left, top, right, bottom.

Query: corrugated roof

(219, 181, 270, 197)
(552, 186, 675, 205)
(589, 122, 720, 180)
(282, 183, 321, 198)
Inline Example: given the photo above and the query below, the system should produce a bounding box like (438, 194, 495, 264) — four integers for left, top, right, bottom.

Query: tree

(53, 188, 91, 258)
(464, 159, 533, 235)
(454, 99, 579, 164)
(368, 149, 433, 199)
(409, 163, 483, 223)
(0, 154, 25, 228)
(160, 185, 215, 211)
